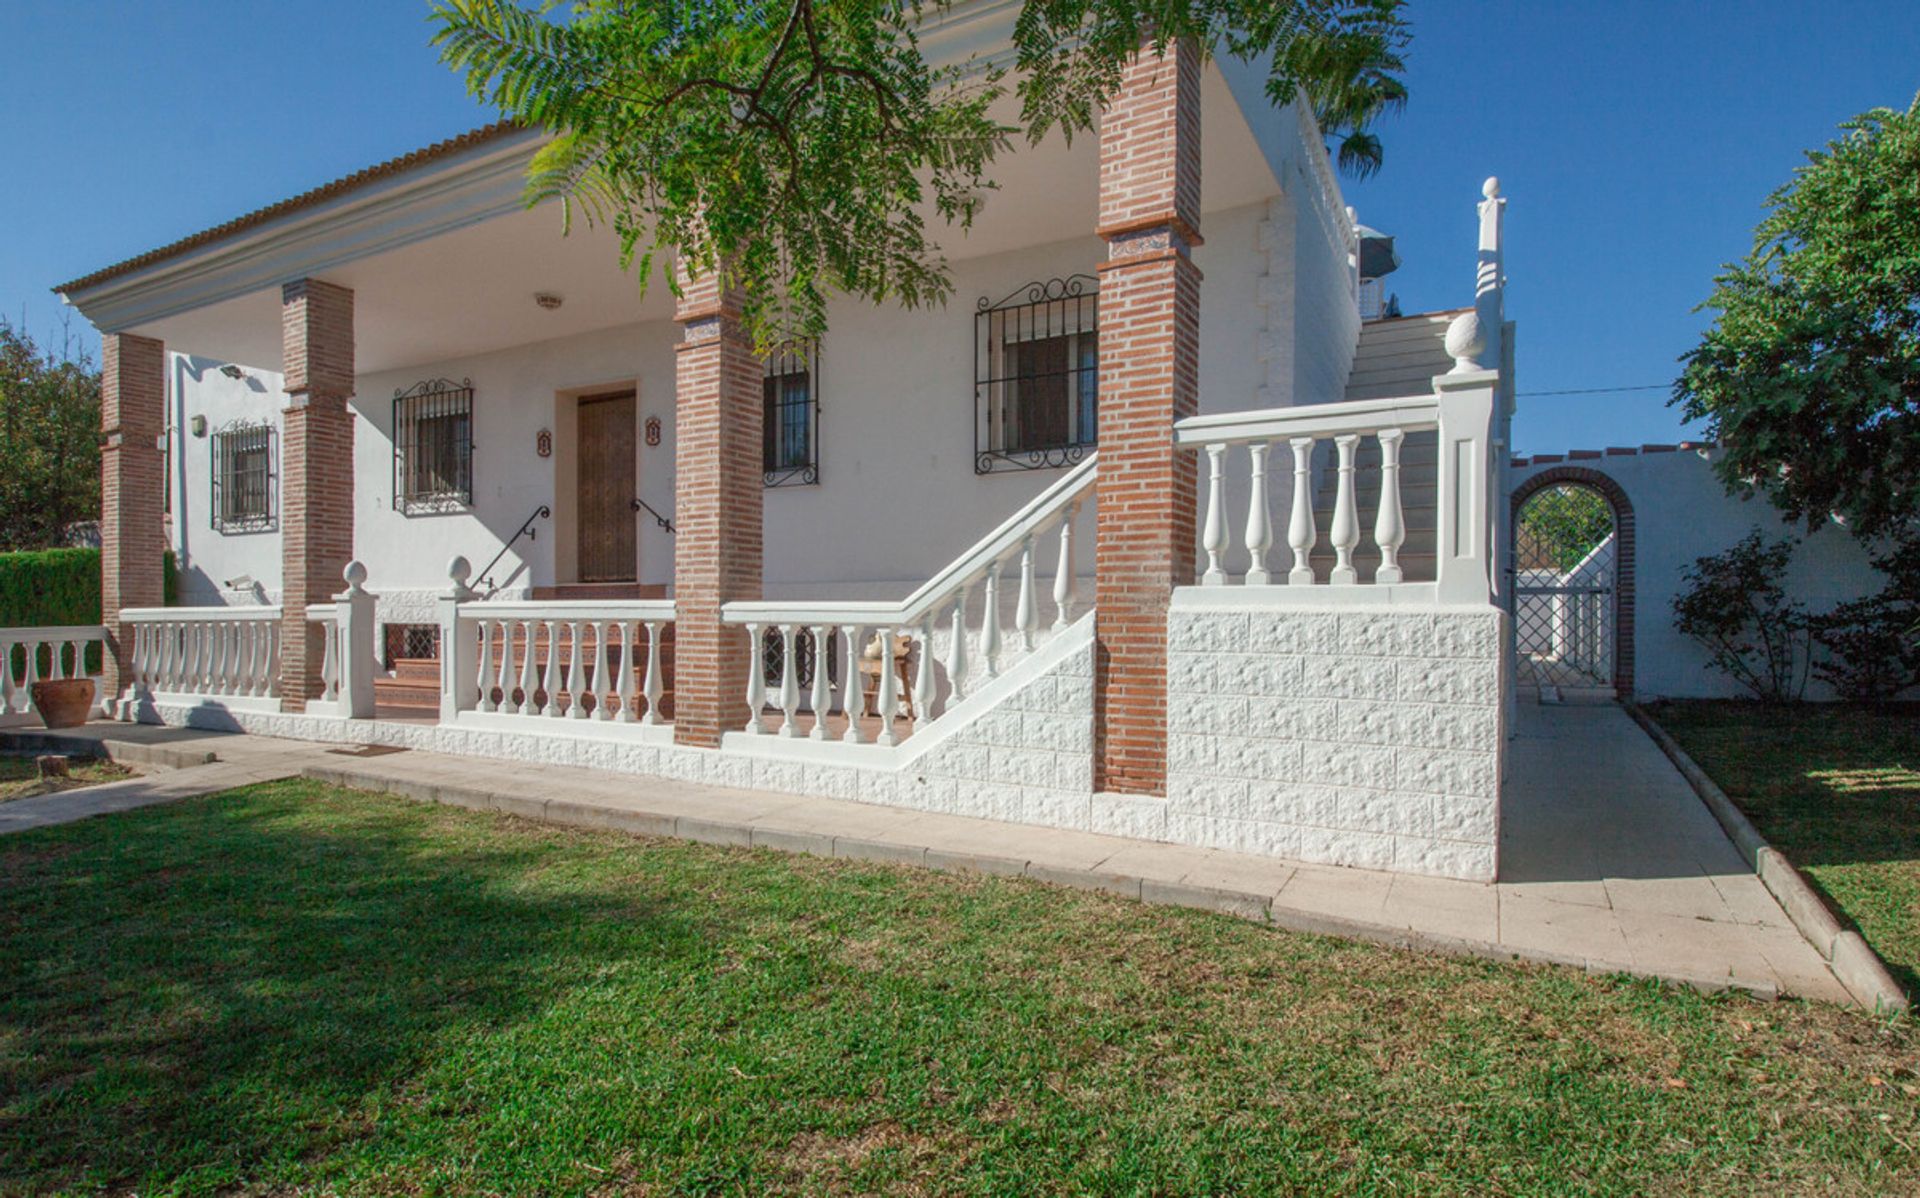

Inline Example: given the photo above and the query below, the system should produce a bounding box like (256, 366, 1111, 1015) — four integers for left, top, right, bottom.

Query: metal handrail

(631, 497, 676, 534)
(477, 505, 550, 595)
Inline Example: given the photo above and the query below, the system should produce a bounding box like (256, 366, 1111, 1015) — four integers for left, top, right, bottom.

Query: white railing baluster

(1374, 427, 1407, 584)
(777, 624, 800, 737)
(1015, 534, 1037, 651)
(1201, 442, 1229, 585)
(517, 620, 538, 715)
(980, 562, 1003, 680)
(913, 616, 937, 729)
(1288, 436, 1317, 585)
(807, 625, 831, 740)
(875, 626, 900, 747)
(319, 622, 339, 703)
(945, 588, 971, 703)
(478, 621, 497, 712)
(1245, 440, 1274, 585)
(1330, 433, 1361, 585)
(543, 620, 564, 717)
(840, 623, 866, 744)
(568, 620, 588, 719)
(1053, 503, 1079, 629)
(622, 622, 644, 724)
(589, 622, 610, 721)
(743, 623, 766, 734)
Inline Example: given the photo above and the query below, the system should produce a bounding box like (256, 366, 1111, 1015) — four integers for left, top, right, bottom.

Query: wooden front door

(577, 391, 637, 582)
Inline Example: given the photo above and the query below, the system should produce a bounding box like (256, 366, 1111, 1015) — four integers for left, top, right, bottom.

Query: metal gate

(1513, 482, 1617, 694)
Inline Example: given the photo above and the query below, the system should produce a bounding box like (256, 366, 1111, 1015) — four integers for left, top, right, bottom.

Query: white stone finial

(1444, 311, 1486, 373)
(448, 556, 472, 586)
(342, 560, 369, 594)
(1482, 176, 1500, 200)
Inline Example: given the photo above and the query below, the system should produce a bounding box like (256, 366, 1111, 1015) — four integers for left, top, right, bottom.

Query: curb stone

(306, 762, 1787, 1003)
(1626, 703, 1909, 1015)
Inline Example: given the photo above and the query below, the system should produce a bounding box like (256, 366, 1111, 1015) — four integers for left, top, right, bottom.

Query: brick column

(100, 332, 167, 711)
(1093, 40, 1202, 795)
(279, 278, 356, 710)
(672, 272, 763, 747)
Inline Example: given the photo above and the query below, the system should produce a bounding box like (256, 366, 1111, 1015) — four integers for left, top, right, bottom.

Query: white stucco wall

(164, 199, 1320, 621)
(1165, 599, 1506, 882)
(1509, 448, 1887, 700)
(167, 354, 287, 608)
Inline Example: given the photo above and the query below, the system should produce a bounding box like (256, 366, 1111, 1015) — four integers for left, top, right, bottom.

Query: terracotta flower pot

(30, 678, 96, 729)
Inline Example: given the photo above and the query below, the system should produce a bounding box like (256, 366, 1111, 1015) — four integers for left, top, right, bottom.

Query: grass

(0, 780, 1915, 1196)
(0, 754, 131, 803)
(1651, 701, 1919, 996)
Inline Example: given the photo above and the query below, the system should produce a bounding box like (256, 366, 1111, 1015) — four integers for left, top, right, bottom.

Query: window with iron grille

(763, 342, 819, 487)
(975, 275, 1098, 474)
(393, 378, 474, 513)
(210, 421, 276, 532)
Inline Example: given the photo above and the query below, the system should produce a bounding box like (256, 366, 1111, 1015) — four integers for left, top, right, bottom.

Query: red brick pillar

(100, 332, 167, 711)
(279, 278, 356, 710)
(672, 272, 763, 747)
(1093, 40, 1202, 795)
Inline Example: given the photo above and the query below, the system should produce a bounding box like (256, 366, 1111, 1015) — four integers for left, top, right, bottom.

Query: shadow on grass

(0, 780, 706, 1193)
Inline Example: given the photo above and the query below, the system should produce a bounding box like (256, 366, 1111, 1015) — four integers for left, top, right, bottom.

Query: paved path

(0, 704, 1850, 1004)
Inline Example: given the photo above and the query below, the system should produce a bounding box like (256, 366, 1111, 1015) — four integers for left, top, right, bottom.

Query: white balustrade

(725, 453, 1096, 745)
(440, 582, 675, 733)
(122, 607, 281, 709)
(0, 625, 107, 725)
(1175, 386, 1499, 601)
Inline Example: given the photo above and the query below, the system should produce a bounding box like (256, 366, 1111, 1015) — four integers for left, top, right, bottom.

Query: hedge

(0, 547, 178, 627)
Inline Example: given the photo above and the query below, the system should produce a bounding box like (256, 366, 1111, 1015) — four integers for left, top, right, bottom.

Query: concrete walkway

(0, 704, 1849, 1004)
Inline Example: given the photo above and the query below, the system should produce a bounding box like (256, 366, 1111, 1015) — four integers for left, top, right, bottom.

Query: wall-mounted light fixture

(219, 364, 247, 380)
(534, 292, 564, 311)
(190, 414, 208, 438)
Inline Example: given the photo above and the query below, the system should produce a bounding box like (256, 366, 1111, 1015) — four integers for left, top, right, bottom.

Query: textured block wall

(1165, 603, 1507, 880)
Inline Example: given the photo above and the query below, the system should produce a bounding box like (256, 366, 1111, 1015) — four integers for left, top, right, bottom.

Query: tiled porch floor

(0, 702, 1852, 1005)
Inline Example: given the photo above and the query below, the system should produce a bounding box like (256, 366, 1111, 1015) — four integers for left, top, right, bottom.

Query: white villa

(26, 7, 1518, 882)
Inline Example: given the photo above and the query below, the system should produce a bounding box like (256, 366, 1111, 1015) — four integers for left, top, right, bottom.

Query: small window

(210, 421, 276, 532)
(975, 275, 1098, 474)
(393, 378, 474, 513)
(763, 342, 819, 487)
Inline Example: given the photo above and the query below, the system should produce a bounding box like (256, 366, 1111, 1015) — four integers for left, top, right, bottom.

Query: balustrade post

(875, 626, 900, 747)
(1330, 434, 1361, 585)
(742, 623, 766, 734)
(806, 626, 831, 739)
(637, 621, 661, 724)
(840, 623, 867, 745)
(1374, 428, 1407, 585)
(777, 625, 800, 737)
(913, 616, 937, 730)
(945, 588, 972, 702)
(1201, 443, 1229, 585)
(1015, 535, 1037, 651)
(1245, 440, 1274, 585)
(1287, 437, 1317, 585)
(333, 561, 378, 718)
(980, 563, 1004, 679)
(1052, 503, 1079, 629)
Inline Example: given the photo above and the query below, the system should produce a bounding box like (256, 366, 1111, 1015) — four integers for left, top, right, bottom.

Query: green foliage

(1811, 539, 1920, 700)
(0, 320, 102, 551)
(431, 0, 1409, 348)
(1671, 530, 1812, 702)
(0, 547, 101, 627)
(1517, 484, 1612, 573)
(1675, 94, 1920, 542)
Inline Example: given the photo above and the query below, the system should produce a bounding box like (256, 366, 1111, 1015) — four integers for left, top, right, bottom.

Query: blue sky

(2, 1, 1915, 456)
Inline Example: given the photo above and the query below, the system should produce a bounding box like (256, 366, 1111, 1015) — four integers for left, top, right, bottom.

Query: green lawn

(1651, 701, 1919, 997)
(0, 754, 131, 803)
(0, 781, 1915, 1196)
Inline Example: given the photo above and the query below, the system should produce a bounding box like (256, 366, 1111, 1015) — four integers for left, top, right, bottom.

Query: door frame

(552, 381, 642, 586)
(1509, 466, 1636, 697)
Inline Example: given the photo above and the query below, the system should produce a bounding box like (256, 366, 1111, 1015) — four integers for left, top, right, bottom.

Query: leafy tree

(1516, 484, 1612, 574)
(431, 0, 1409, 347)
(1674, 95, 1920, 544)
(0, 321, 101, 552)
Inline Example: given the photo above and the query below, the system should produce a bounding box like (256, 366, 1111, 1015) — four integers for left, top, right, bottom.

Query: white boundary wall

(1510, 448, 1886, 700)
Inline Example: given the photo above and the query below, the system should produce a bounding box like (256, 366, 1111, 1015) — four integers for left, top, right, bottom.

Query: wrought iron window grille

(763, 342, 820, 488)
(393, 378, 475, 514)
(210, 420, 277, 533)
(974, 275, 1099, 474)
